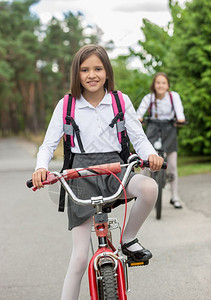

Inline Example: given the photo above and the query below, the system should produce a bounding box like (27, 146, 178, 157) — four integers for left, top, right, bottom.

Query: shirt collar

(76, 91, 112, 109)
(153, 91, 169, 101)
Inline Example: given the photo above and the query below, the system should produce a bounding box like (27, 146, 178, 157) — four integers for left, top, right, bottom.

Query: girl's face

(154, 75, 169, 98)
(79, 54, 107, 97)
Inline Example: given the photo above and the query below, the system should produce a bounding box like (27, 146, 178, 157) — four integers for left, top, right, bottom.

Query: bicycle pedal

(127, 259, 149, 267)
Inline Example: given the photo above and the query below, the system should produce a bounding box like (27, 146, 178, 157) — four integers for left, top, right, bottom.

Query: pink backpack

(59, 91, 130, 212)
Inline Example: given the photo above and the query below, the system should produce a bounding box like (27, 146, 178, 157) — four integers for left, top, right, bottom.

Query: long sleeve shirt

(36, 91, 157, 170)
(136, 91, 185, 120)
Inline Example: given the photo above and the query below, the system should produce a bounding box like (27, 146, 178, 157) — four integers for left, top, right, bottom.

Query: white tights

(61, 174, 157, 300)
(167, 151, 179, 200)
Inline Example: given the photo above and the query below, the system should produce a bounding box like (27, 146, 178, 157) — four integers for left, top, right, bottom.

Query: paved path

(0, 137, 210, 300)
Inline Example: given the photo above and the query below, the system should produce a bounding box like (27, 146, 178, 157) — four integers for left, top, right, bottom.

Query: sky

(30, 0, 188, 64)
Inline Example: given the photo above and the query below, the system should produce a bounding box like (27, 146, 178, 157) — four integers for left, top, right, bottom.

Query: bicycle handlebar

(26, 162, 122, 189)
(142, 117, 188, 126)
(26, 155, 167, 206)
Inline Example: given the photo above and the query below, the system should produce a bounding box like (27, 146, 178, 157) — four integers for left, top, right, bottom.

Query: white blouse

(136, 91, 185, 120)
(36, 91, 157, 170)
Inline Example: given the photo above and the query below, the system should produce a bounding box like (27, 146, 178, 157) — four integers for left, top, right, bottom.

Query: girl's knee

(128, 174, 158, 201)
(139, 177, 158, 205)
(142, 176, 158, 193)
(147, 177, 158, 196)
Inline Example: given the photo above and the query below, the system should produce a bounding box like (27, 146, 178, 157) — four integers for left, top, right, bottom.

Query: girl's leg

(167, 151, 182, 207)
(121, 174, 158, 252)
(61, 217, 93, 300)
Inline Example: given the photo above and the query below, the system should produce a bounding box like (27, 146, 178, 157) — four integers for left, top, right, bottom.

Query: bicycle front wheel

(98, 263, 118, 300)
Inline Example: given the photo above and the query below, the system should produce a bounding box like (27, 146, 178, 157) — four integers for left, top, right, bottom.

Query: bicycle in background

(143, 117, 187, 220)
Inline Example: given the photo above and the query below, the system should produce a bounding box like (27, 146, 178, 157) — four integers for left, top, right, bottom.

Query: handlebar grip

(175, 121, 188, 125)
(142, 160, 167, 169)
(26, 179, 33, 188)
(26, 172, 58, 190)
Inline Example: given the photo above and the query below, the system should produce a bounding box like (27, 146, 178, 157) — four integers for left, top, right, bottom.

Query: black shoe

(121, 238, 152, 262)
(170, 199, 183, 209)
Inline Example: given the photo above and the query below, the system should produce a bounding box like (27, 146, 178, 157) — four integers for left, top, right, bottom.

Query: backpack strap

(63, 94, 85, 153)
(109, 91, 126, 144)
(148, 94, 153, 117)
(109, 91, 130, 163)
(59, 94, 84, 212)
(63, 94, 75, 147)
(169, 91, 175, 115)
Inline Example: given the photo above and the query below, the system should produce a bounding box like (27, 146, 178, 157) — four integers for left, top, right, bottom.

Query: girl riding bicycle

(32, 44, 163, 300)
(137, 72, 186, 209)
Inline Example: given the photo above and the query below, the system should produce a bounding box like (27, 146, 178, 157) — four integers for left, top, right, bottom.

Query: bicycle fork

(88, 213, 128, 300)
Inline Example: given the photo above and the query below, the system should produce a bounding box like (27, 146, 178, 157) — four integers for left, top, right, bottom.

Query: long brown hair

(70, 44, 114, 99)
(150, 72, 170, 97)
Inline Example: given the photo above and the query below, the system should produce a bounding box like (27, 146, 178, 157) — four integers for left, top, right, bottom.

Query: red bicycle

(27, 154, 166, 299)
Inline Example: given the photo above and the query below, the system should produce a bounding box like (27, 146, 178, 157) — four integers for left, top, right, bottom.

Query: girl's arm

(136, 94, 151, 121)
(33, 99, 64, 187)
(171, 91, 185, 122)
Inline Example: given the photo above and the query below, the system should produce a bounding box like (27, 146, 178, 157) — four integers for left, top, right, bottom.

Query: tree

(112, 55, 151, 109)
(0, 0, 40, 133)
(130, 0, 211, 155)
(167, 0, 211, 155)
(0, 0, 101, 134)
(130, 19, 171, 74)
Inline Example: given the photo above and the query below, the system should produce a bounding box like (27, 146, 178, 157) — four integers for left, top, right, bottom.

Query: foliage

(130, 20, 171, 73)
(130, 0, 211, 155)
(167, 0, 211, 155)
(112, 55, 152, 109)
(0, 0, 101, 134)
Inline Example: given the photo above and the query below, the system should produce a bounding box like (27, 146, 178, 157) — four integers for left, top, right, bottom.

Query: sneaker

(170, 199, 183, 209)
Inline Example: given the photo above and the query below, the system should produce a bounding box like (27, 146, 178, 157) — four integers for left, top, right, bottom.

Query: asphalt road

(0, 137, 210, 300)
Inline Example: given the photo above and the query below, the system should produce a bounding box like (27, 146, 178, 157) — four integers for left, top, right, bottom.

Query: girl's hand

(32, 168, 48, 189)
(174, 119, 186, 127)
(148, 154, 164, 171)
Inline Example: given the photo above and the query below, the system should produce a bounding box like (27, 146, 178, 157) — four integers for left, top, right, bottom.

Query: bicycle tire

(155, 170, 163, 220)
(98, 263, 118, 300)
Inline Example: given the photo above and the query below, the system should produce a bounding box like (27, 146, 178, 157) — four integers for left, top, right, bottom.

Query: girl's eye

(96, 67, 103, 71)
(81, 69, 87, 72)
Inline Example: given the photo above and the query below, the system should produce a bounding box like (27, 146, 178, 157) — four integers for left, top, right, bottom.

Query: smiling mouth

(87, 81, 98, 85)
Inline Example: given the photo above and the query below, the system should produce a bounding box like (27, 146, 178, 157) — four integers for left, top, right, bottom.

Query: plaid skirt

(67, 152, 135, 230)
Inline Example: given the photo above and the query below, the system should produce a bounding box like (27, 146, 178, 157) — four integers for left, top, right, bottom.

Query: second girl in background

(137, 72, 186, 209)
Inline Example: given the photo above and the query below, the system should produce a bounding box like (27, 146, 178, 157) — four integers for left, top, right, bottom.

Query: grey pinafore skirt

(146, 121, 177, 153)
(67, 152, 135, 230)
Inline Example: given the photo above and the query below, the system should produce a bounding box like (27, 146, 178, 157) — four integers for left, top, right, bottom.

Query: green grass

(178, 156, 211, 177)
